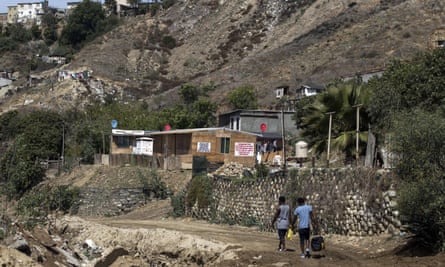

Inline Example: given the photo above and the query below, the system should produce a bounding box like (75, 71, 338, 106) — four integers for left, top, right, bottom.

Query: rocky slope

(1, 0, 444, 113)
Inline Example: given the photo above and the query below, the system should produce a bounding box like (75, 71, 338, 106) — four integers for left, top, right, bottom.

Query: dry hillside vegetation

(1, 0, 444, 112)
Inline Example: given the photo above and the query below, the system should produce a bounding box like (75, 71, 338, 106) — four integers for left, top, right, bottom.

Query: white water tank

(295, 141, 308, 158)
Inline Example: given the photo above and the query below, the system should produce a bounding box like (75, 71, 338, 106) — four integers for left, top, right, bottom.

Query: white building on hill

(8, 1, 47, 25)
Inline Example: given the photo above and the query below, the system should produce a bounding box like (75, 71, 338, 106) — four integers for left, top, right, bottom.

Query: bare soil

(86, 205, 445, 267)
(2, 166, 445, 266)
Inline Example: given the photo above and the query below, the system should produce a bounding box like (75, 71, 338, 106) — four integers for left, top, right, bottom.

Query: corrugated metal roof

(112, 129, 152, 136)
(147, 127, 260, 137)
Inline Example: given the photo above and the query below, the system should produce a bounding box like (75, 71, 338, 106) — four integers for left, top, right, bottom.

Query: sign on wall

(134, 137, 153, 156)
(197, 142, 211, 153)
(235, 142, 254, 157)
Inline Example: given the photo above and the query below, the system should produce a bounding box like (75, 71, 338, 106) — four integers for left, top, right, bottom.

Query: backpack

(311, 236, 325, 252)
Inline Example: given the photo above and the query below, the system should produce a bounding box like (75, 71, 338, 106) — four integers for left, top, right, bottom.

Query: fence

(106, 154, 160, 167)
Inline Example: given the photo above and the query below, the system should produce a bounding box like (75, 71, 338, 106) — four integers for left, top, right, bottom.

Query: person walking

(291, 197, 316, 258)
(271, 196, 291, 252)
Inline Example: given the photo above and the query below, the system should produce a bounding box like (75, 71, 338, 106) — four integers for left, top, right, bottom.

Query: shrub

(0, 228, 5, 240)
(161, 35, 177, 49)
(186, 175, 213, 209)
(162, 0, 176, 9)
(254, 163, 269, 178)
(391, 110, 445, 251)
(17, 185, 80, 217)
(138, 169, 169, 199)
(170, 190, 186, 217)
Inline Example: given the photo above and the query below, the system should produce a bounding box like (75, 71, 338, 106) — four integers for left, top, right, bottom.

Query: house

(42, 56, 66, 65)
(109, 127, 261, 170)
(218, 109, 297, 138)
(0, 70, 15, 80)
(147, 127, 259, 170)
(7, 6, 18, 24)
(0, 78, 14, 98)
(296, 83, 325, 99)
(0, 13, 7, 25)
(275, 85, 290, 99)
(16, 1, 47, 26)
(111, 129, 152, 155)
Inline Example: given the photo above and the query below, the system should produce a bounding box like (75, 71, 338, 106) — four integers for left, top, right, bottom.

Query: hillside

(1, 0, 444, 113)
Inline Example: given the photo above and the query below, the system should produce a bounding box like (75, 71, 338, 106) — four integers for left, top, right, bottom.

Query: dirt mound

(56, 216, 239, 266)
(0, 245, 43, 267)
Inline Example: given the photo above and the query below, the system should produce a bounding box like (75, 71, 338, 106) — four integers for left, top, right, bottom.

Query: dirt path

(92, 217, 445, 267)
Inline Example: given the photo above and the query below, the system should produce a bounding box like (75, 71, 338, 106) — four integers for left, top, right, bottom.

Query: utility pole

(281, 105, 287, 170)
(352, 104, 362, 165)
(326, 112, 335, 168)
(61, 123, 65, 167)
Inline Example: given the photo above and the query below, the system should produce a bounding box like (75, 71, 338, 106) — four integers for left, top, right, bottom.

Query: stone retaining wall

(77, 188, 147, 217)
(189, 168, 401, 236)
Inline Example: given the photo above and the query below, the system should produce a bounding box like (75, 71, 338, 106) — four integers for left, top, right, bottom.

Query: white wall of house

(17, 2, 45, 25)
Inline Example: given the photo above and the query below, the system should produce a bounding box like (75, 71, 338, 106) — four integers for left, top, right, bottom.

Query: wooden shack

(148, 128, 258, 170)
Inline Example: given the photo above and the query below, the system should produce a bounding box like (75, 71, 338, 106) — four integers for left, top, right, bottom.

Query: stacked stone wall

(190, 168, 401, 236)
(77, 188, 147, 217)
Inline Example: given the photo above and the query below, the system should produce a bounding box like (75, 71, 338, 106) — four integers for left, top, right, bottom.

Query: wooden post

(326, 112, 335, 168)
(353, 104, 362, 165)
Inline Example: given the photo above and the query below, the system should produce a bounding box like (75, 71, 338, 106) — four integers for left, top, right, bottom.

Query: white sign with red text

(234, 142, 254, 157)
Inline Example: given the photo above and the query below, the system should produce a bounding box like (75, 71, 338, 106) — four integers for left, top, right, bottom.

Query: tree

(297, 79, 370, 159)
(60, 0, 115, 48)
(4, 23, 32, 42)
(179, 84, 201, 105)
(104, 0, 117, 14)
(390, 110, 445, 250)
(367, 48, 445, 132)
(227, 84, 258, 110)
(30, 24, 41, 40)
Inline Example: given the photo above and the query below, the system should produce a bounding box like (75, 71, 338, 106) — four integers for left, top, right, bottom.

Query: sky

(0, 0, 103, 13)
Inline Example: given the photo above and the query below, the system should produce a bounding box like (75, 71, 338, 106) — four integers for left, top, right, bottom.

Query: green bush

(398, 178, 445, 251)
(254, 163, 269, 178)
(17, 185, 80, 217)
(391, 110, 445, 251)
(162, 0, 176, 9)
(170, 190, 186, 217)
(138, 169, 169, 199)
(186, 175, 213, 209)
(0, 228, 5, 240)
(161, 35, 177, 49)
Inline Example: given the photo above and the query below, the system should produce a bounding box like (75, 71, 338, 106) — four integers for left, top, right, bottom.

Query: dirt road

(93, 216, 445, 267)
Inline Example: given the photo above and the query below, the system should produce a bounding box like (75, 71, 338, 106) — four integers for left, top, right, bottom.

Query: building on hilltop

(296, 83, 325, 99)
(0, 13, 7, 25)
(7, 1, 47, 25)
(7, 6, 18, 24)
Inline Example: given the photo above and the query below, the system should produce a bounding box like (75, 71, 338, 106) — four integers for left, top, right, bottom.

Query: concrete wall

(189, 168, 401, 236)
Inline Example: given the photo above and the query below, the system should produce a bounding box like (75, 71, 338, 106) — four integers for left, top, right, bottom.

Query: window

(116, 136, 130, 148)
(220, 137, 230, 154)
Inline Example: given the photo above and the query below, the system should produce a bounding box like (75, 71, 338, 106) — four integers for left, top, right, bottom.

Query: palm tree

(298, 79, 370, 162)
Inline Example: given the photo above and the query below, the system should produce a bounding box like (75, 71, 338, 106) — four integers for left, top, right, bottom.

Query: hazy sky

(0, 0, 103, 13)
